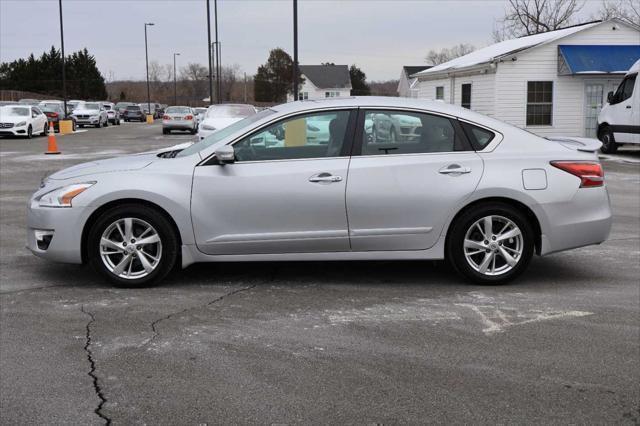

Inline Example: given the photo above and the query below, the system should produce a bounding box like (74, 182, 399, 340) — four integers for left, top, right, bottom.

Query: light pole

(214, 0, 221, 103)
(206, 0, 213, 105)
(173, 53, 180, 105)
(58, 0, 67, 115)
(293, 0, 299, 101)
(144, 22, 154, 118)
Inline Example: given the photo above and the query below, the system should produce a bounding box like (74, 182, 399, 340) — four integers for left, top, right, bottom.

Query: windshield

(84, 103, 100, 110)
(103, 104, 112, 110)
(41, 103, 61, 110)
(127, 105, 141, 110)
(206, 105, 255, 118)
(166, 107, 190, 114)
(177, 109, 275, 157)
(1, 106, 29, 116)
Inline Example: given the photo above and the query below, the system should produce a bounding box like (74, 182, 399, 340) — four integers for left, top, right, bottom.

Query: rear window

(127, 105, 141, 110)
(103, 104, 112, 110)
(206, 105, 256, 118)
(460, 121, 495, 150)
(166, 107, 190, 114)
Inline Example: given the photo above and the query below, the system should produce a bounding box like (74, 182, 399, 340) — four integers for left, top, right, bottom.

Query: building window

(435, 86, 444, 100)
(325, 91, 340, 98)
(299, 92, 308, 100)
(526, 81, 553, 125)
(461, 84, 471, 109)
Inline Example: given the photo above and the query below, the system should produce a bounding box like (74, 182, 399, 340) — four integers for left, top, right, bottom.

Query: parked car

(198, 104, 257, 140)
(598, 59, 639, 153)
(26, 97, 612, 287)
(194, 107, 207, 124)
(0, 105, 48, 138)
(18, 98, 40, 106)
(123, 104, 145, 122)
(140, 102, 160, 118)
(66, 100, 84, 114)
(162, 106, 198, 134)
(72, 102, 109, 128)
(115, 102, 135, 116)
(102, 102, 121, 125)
(371, 112, 422, 143)
(40, 103, 77, 132)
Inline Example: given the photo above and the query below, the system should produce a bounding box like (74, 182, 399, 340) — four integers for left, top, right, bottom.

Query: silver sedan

(27, 97, 612, 287)
(162, 106, 198, 134)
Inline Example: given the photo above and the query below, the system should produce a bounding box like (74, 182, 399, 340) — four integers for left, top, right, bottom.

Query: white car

(193, 107, 207, 125)
(72, 102, 109, 128)
(598, 59, 639, 153)
(66, 100, 83, 114)
(198, 104, 257, 140)
(162, 106, 198, 134)
(0, 105, 48, 138)
(102, 102, 121, 125)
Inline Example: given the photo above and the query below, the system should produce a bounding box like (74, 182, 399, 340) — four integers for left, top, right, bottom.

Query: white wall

(287, 74, 351, 101)
(415, 71, 496, 116)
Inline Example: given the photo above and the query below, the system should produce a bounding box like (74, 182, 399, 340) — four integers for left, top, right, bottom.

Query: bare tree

(493, 0, 585, 42)
(594, 0, 640, 27)
(425, 44, 476, 65)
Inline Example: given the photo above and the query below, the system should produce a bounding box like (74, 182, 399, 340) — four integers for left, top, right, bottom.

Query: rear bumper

(163, 120, 195, 130)
(536, 186, 612, 255)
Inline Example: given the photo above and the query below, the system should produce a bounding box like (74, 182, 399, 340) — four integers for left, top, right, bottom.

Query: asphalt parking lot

(1, 122, 639, 424)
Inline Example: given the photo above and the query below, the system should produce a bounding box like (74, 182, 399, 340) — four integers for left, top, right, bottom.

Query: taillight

(163, 115, 171, 120)
(184, 114, 193, 120)
(551, 161, 604, 188)
(46, 112, 59, 118)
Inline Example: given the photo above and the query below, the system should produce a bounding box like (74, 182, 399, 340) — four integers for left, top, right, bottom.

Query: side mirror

(215, 145, 235, 164)
(607, 91, 614, 103)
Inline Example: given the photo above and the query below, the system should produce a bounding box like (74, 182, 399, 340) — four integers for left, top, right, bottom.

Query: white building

(412, 20, 640, 138)
(288, 65, 352, 101)
(398, 66, 431, 97)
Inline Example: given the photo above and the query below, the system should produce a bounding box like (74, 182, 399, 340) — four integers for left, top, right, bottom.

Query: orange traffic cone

(45, 121, 60, 155)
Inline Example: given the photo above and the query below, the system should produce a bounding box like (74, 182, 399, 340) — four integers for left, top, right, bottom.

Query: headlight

(201, 124, 216, 131)
(38, 182, 95, 208)
(16, 121, 26, 127)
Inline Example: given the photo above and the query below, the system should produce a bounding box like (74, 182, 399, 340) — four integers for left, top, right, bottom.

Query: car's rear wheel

(447, 202, 534, 285)
(163, 128, 169, 135)
(88, 204, 178, 287)
(599, 126, 618, 154)
(42, 122, 48, 135)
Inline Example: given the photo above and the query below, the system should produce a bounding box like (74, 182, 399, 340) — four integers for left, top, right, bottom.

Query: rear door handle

(309, 173, 343, 183)
(439, 164, 471, 175)
(626, 105, 632, 109)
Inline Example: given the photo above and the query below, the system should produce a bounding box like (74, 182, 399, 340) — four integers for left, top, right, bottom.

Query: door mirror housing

(607, 91, 614, 104)
(215, 145, 235, 164)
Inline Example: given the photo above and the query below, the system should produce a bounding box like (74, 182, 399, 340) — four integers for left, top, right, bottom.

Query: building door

(584, 83, 604, 138)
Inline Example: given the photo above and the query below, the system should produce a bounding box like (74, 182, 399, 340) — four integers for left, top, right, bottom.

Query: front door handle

(309, 173, 343, 183)
(439, 164, 471, 175)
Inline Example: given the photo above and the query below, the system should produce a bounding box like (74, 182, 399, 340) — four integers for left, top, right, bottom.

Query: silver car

(27, 97, 612, 287)
(162, 106, 198, 134)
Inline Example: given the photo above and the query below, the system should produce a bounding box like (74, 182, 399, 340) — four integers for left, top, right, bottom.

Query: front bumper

(26, 199, 88, 264)
(75, 117, 100, 125)
(0, 124, 29, 136)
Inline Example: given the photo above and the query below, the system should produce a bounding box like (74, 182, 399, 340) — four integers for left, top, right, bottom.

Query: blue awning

(558, 45, 640, 75)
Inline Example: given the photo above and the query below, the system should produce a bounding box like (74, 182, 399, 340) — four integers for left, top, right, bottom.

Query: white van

(597, 59, 640, 153)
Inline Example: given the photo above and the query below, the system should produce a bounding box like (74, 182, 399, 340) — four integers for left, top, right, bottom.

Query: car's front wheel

(447, 202, 534, 285)
(88, 204, 178, 287)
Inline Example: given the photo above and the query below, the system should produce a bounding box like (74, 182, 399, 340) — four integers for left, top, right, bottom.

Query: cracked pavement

(1, 124, 639, 424)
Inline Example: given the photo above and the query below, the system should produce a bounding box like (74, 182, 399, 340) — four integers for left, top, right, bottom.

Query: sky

(0, 0, 604, 82)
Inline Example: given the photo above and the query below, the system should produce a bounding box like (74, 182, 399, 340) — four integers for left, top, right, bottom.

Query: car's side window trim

(200, 108, 358, 166)
(351, 108, 473, 157)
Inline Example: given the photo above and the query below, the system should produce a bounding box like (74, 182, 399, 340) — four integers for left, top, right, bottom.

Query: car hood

(73, 108, 100, 115)
(202, 117, 243, 130)
(48, 152, 157, 180)
(0, 114, 30, 123)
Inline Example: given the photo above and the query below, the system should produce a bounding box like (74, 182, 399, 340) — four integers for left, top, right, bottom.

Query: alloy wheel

(99, 217, 163, 280)
(463, 215, 523, 276)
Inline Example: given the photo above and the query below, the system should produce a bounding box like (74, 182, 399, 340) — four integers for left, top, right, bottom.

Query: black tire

(162, 128, 169, 135)
(72, 121, 77, 132)
(26, 125, 33, 139)
(42, 122, 49, 135)
(190, 127, 197, 135)
(447, 202, 534, 285)
(87, 204, 179, 287)
(599, 126, 618, 154)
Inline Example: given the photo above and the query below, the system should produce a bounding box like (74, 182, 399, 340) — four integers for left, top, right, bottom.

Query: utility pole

(173, 53, 180, 105)
(244, 72, 247, 103)
(214, 0, 221, 103)
(144, 22, 154, 117)
(58, 0, 67, 115)
(206, 0, 213, 105)
(292, 0, 299, 101)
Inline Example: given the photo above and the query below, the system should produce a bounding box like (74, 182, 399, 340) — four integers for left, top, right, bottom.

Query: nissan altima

(27, 97, 612, 287)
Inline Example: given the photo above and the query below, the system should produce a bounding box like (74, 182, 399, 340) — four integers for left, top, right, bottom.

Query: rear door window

(359, 110, 470, 155)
